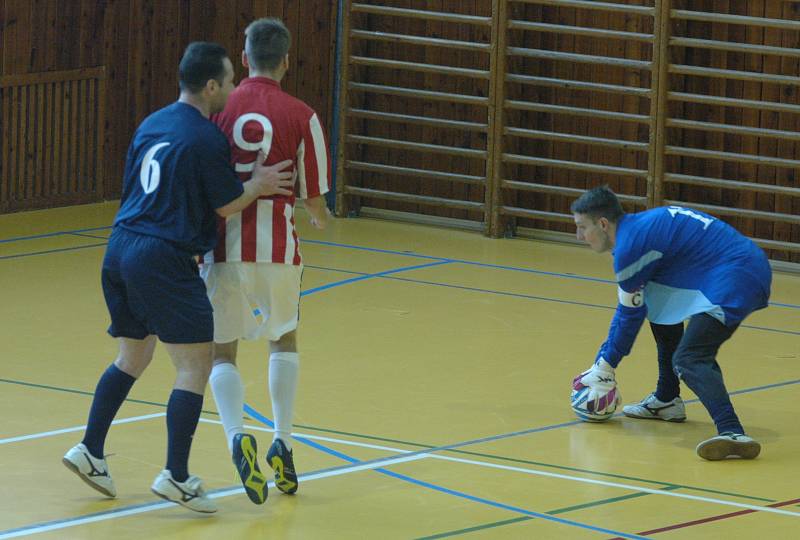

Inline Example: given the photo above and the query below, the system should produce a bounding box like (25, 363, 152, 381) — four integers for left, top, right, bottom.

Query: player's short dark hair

(245, 18, 291, 72)
(570, 185, 626, 223)
(178, 42, 229, 93)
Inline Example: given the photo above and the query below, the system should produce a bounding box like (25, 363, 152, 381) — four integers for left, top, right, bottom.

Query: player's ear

(204, 77, 220, 96)
(241, 50, 249, 69)
(283, 54, 289, 71)
(598, 217, 609, 232)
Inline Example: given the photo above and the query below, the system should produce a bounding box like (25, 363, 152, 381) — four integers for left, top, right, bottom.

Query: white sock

(209, 363, 245, 452)
(269, 352, 299, 451)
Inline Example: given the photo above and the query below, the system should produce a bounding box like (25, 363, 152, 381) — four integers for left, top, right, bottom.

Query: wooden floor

(1, 202, 798, 539)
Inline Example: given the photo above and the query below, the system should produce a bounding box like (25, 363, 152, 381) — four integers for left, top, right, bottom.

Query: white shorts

(200, 262, 302, 343)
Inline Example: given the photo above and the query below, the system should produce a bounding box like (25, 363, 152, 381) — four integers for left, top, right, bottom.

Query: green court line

(1, 376, 775, 504)
(0, 378, 220, 417)
(416, 486, 683, 539)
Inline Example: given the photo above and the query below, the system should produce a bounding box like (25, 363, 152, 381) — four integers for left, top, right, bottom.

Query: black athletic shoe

(232, 433, 268, 504)
(266, 438, 298, 494)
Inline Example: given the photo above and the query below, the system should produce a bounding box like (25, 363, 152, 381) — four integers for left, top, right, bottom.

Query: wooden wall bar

(336, 0, 494, 227)
(336, 0, 800, 262)
(0, 0, 337, 212)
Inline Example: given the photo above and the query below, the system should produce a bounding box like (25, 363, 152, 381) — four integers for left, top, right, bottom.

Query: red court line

(608, 498, 800, 539)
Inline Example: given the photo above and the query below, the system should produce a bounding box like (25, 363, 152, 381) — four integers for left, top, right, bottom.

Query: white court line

(0, 454, 429, 539)
(2, 414, 796, 539)
(201, 419, 800, 518)
(0, 413, 166, 445)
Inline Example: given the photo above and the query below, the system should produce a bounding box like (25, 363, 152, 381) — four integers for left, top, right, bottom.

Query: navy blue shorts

(102, 228, 213, 343)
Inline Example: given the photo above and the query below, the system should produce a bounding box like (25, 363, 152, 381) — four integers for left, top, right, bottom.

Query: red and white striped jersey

(203, 77, 330, 265)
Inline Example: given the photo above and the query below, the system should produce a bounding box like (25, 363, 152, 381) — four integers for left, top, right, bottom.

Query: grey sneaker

(151, 470, 217, 513)
(62, 443, 116, 498)
(696, 433, 761, 461)
(622, 393, 686, 422)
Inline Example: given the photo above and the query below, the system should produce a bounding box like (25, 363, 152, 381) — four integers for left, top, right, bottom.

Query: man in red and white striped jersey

(199, 18, 331, 504)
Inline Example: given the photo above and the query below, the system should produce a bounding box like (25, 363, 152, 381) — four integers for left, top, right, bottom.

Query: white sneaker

(151, 470, 217, 513)
(62, 443, 116, 498)
(622, 393, 686, 422)
(696, 433, 761, 461)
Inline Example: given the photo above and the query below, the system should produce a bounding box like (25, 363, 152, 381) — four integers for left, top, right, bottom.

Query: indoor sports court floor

(1, 202, 798, 539)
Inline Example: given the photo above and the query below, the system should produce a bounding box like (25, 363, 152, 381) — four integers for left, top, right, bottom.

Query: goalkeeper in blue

(571, 186, 771, 460)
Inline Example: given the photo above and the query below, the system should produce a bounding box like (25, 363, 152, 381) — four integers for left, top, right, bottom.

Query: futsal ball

(570, 378, 619, 422)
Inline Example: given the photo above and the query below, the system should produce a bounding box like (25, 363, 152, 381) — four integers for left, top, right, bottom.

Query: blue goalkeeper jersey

(598, 206, 771, 367)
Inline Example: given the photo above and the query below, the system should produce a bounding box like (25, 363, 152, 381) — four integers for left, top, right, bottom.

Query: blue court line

(243, 405, 647, 540)
(66, 232, 111, 241)
(301, 260, 454, 296)
(0, 238, 796, 336)
(304, 239, 616, 284)
(0, 225, 111, 243)
(1, 224, 798, 310)
(304, 264, 800, 337)
(0, 243, 108, 260)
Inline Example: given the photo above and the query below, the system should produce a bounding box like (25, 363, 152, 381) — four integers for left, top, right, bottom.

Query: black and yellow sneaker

(232, 433, 268, 504)
(266, 438, 298, 494)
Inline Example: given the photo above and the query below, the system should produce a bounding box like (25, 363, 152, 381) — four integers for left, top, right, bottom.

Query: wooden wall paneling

(703, 0, 726, 208)
(69, 79, 80, 194)
(293, 0, 335, 132)
(79, 0, 101, 69)
(0, 0, 5, 75)
(784, 4, 800, 261)
(29, 0, 57, 73)
(51, 80, 62, 198)
(95, 75, 106, 197)
(11, 85, 20, 203)
(72, 79, 83, 195)
(101, 0, 130, 198)
(719, 7, 744, 224)
(3, 0, 27, 74)
(335, 0, 353, 215)
(0, 87, 8, 209)
(33, 81, 43, 198)
(747, 1, 771, 244)
(56, 0, 81, 71)
(19, 84, 29, 200)
(83, 77, 93, 193)
(423, 0, 445, 217)
(759, 1, 781, 256)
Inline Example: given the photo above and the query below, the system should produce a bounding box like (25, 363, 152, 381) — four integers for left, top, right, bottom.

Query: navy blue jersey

(114, 102, 244, 254)
(598, 206, 771, 367)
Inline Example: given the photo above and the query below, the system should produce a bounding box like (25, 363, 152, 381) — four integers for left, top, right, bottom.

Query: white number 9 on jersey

(140, 142, 170, 194)
(233, 113, 273, 173)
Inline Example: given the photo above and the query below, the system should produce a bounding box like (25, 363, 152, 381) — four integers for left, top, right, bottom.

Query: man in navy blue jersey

(62, 42, 294, 513)
(571, 186, 771, 460)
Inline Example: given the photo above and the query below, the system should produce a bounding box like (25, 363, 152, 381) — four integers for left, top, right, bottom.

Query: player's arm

(595, 286, 648, 368)
(295, 112, 331, 228)
(304, 195, 331, 230)
(216, 154, 294, 218)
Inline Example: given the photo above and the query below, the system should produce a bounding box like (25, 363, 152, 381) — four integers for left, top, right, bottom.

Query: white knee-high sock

(269, 352, 299, 450)
(209, 363, 245, 452)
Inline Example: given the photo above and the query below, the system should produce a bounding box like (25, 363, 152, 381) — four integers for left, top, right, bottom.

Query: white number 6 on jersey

(140, 142, 170, 194)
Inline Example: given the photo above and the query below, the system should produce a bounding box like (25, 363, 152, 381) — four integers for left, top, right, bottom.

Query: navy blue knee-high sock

(650, 322, 683, 402)
(82, 364, 137, 459)
(166, 389, 203, 482)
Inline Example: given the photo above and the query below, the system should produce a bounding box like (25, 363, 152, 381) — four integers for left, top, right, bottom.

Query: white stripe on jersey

(309, 113, 329, 196)
(284, 203, 295, 264)
(296, 139, 307, 199)
(616, 250, 663, 283)
(225, 212, 242, 262)
(256, 199, 274, 262)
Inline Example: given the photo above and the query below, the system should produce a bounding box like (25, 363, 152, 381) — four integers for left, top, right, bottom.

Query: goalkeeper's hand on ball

(572, 357, 620, 416)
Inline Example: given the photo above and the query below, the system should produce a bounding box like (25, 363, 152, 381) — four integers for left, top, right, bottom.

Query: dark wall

(0, 0, 337, 205)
